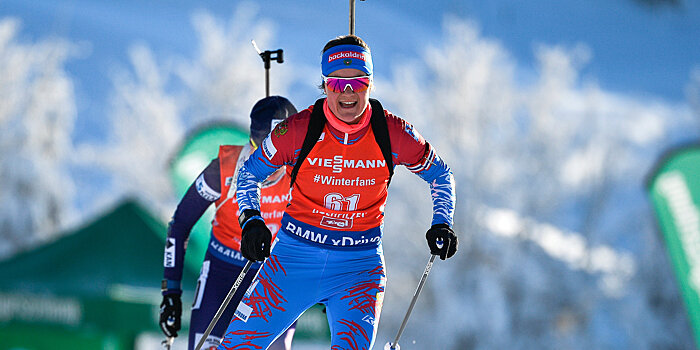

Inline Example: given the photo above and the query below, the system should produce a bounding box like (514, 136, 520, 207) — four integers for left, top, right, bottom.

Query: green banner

(647, 145, 700, 347)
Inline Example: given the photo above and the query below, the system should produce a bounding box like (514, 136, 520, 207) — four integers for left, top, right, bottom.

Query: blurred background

(1, 0, 700, 349)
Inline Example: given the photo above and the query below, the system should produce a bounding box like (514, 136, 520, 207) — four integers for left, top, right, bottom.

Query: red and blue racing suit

(219, 101, 455, 349)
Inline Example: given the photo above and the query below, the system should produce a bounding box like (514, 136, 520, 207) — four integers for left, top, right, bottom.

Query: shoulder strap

(290, 98, 326, 186)
(369, 98, 394, 181)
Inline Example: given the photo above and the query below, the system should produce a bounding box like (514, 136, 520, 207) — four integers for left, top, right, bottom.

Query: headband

(321, 44, 373, 76)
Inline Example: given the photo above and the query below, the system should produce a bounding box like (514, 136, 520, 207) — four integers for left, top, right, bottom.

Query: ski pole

(384, 254, 437, 350)
(251, 40, 283, 97)
(349, 0, 355, 34)
(349, 0, 366, 35)
(194, 259, 255, 350)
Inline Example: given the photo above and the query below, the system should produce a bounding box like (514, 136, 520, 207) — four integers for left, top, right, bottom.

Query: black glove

(240, 215, 272, 262)
(159, 293, 182, 338)
(426, 223, 458, 260)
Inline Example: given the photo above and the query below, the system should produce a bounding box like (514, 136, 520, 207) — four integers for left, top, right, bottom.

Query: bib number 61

(324, 193, 360, 211)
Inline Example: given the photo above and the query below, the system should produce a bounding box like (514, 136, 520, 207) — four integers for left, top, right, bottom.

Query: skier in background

(159, 96, 298, 350)
(218, 34, 458, 349)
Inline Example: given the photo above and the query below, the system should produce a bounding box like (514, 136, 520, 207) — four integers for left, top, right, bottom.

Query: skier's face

(324, 68, 371, 124)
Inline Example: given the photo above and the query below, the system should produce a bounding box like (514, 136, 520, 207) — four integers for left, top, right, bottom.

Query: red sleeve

(262, 106, 313, 167)
(385, 110, 430, 167)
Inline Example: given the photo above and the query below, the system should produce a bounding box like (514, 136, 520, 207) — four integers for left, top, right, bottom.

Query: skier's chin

(336, 111, 362, 124)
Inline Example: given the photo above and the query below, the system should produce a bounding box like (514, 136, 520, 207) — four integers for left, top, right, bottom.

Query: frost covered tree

(74, 43, 184, 215)
(376, 18, 697, 349)
(76, 6, 290, 217)
(176, 6, 286, 123)
(0, 18, 77, 258)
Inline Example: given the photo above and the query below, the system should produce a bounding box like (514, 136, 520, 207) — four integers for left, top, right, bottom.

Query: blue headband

(321, 44, 373, 76)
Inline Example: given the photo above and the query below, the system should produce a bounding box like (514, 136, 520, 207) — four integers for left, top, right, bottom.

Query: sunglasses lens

(325, 77, 370, 93)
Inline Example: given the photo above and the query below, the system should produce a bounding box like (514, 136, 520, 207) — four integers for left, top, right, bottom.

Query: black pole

(350, 0, 355, 35)
(349, 0, 366, 35)
(252, 40, 284, 97)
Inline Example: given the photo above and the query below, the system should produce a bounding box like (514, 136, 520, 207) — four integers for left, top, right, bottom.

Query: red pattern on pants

(218, 229, 386, 350)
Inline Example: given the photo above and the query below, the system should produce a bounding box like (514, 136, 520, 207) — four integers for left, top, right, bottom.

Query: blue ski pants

(217, 229, 386, 350)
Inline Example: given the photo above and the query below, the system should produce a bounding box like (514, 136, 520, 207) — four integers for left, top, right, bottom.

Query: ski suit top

(162, 143, 290, 289)
(235, 100, 455, 250)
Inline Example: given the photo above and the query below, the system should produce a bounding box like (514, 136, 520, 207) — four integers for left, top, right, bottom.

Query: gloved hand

(159, 293, 182, 338)
(425, 223, 458, 260)
(240, 217, 272, 261)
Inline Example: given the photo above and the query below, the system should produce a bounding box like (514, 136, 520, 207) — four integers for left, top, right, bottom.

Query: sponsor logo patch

(285, 219, 380, 247)
(273, 120, 288, 137)
(196, 175, 219, 201)
(306, 155, 386, 173)
(235, 302, 253, 322)
(164, 238, 175, 268)
(271, 119, 284, 131)
(320, 216, 352, 229)
(328, 51, 366, 63)
(262, 136, 277, 159)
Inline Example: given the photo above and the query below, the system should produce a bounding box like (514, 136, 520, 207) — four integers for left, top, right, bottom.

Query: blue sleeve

(163, 159, 221, 289)
(411, 148, 456, 227)
(235, 147, 280, 214)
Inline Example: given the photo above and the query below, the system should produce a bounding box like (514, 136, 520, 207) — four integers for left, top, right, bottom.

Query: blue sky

(3, 0, 699, 146)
